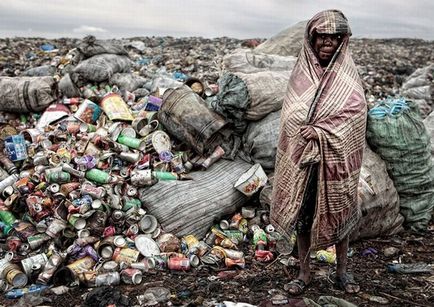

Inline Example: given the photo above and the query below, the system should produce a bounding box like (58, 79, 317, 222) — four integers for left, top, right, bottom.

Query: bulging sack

(74, 54, 132, 82)
(0, 76, 58, 112)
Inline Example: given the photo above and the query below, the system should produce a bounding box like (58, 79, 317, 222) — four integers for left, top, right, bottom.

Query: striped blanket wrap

(271, 10, 367, 248)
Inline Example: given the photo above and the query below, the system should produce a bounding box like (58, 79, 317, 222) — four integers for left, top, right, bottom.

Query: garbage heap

(0, 36, 288, 299)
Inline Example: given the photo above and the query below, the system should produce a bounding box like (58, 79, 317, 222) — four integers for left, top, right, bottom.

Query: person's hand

(300, 125, 318, 140)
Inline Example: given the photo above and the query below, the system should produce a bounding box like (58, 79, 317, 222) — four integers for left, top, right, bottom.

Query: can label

(4, 135, 27, 161)
(100, 93, 134, 121)
(85, 169, 110, 184)
(47, 171, 71, 184)
(6, 266, 28, 287)
(168, 256, 190, 271)
(66, 256, 95, 274)
(74, 99, 102, 124)
(113, 248, 140, 264)
(21, 253, 48, 275)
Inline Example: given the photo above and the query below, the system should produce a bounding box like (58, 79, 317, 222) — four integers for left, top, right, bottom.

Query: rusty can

(21, 253, 48, 275)
(120, 268, 142, 285)
(168, 256, 190, 271)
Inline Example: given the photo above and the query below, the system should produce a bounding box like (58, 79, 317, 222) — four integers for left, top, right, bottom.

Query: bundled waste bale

(77, 35, 128, 58)
(140, 159, 251, 238)
(23, 65, 56, 77)
(223, 49, 297, 74)
(350, 147, 403, 240)
(367, 98, 434, 232)
(240, 110, 281, 171)
(0, 76, 57, 112)
(254, 20, 307, 57)
(58, 73, 81, 97)
(109, 73, 147, 92)
(208, 71, 290, 133)
(400, 64, 434, 118)
(73, 54, 131, 83)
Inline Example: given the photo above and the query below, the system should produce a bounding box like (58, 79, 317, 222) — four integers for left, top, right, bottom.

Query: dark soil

(1, 223, 432, 307)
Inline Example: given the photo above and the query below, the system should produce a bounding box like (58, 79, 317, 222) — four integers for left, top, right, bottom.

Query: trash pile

(0, 36, 289, 299)
(0, 32, 432, 304)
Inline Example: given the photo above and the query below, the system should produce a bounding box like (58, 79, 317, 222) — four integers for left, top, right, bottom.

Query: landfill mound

(0, 36, 432, 307)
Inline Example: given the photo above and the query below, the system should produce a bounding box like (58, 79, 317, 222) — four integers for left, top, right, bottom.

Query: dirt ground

(1, 221, 432, 307)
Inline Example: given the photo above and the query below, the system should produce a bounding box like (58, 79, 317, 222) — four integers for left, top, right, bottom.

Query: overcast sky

(0, 0, 433, 40)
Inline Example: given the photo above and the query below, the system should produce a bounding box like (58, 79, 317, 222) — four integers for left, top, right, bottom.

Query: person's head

(306, 10, 351, 67)
(312, 33, 343, 67)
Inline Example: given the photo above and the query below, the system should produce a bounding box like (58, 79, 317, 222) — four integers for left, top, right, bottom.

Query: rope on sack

(368, 97, 410, 119)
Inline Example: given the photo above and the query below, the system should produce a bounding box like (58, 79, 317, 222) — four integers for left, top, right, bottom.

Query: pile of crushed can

(0, 74, 285, 299)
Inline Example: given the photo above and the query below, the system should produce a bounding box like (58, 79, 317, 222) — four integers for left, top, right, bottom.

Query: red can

(168, 256, 190, 271)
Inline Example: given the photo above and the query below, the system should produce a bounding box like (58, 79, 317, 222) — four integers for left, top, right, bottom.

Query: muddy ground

(1, 221, 432, 307)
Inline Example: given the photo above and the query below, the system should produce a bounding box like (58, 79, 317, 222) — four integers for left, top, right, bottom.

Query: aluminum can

(225, 257, 246, 269)
(117, 135, 146, 151)
(95, 271, 120, 287)
(21, 253, 48, 275)
(4, 264, 28, 287)
(46, 218, 67, 238)
(0, 153, 18, 174)
(66, 256, 95, 275)
(168, 256, 190, 271)
(120, 268, 142, 285)
(0, 174, 19, 194)
(47, 171, 71, 184)
(119, 151, 141, 163)
(27, 233, 50, 250)
(112, 247, 140, 264)
(85, 169, 110, 184)
(62, 163, 85, 178)
(36, 253, 64, 285)
(68, 214, 86, 230)
(81, 182, 106, 198)
(130, 170, 155, 187)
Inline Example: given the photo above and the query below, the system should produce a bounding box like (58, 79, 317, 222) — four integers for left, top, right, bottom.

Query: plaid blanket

(271, 10, 367, 248)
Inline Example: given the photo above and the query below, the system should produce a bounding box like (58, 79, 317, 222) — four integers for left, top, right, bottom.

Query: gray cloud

(0, 0, 432, 40)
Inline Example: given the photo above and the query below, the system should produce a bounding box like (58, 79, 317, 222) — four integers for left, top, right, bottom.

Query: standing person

(271, 9, 367, 295)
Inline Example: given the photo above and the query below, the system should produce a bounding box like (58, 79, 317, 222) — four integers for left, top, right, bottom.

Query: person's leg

(287, 232, 311, 294)
(336, 236, 360, 293)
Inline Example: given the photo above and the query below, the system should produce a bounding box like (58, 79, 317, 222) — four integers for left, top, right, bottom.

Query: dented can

(36, 253, 64, 285)
(120, 268, 142, 285)
(21, 253, 48, 276)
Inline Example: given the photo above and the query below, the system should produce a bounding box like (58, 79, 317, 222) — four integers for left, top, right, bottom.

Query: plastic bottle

(5, 284, 49, 299)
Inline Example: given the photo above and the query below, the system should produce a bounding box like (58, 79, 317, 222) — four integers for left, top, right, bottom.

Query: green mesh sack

(367, 98, 434, 232)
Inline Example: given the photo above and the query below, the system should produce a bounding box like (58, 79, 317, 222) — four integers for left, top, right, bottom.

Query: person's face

(313, 33, 342, 66)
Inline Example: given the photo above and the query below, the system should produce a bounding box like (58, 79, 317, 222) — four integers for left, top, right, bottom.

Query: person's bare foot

(285, 272, 311, 295)
(335, 273, 360, 293)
